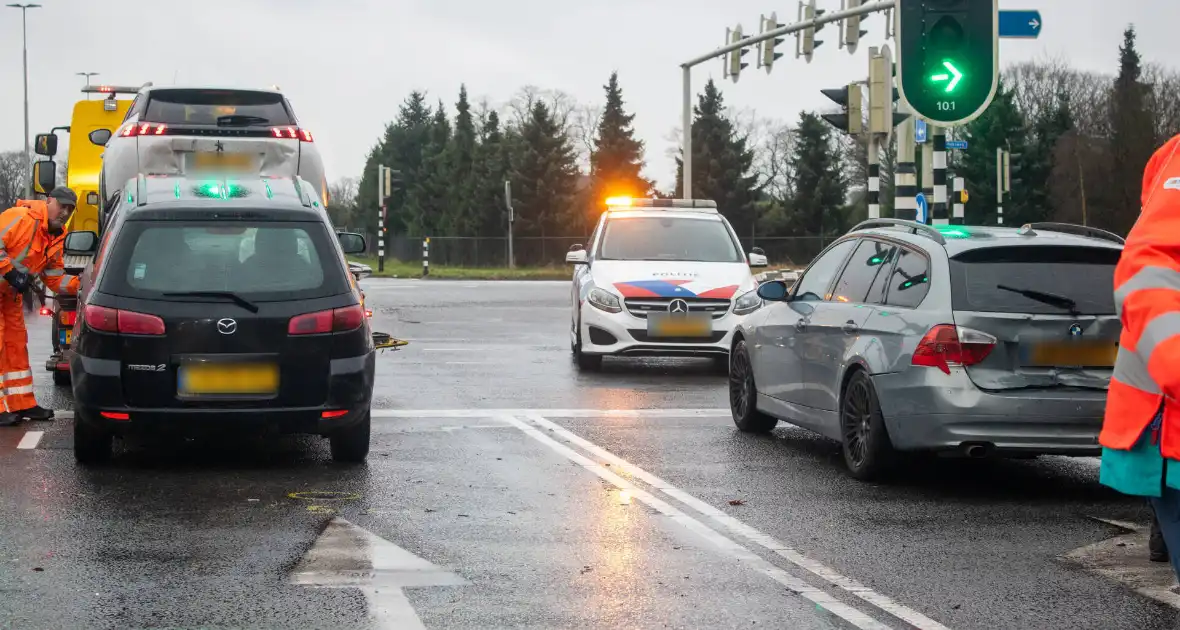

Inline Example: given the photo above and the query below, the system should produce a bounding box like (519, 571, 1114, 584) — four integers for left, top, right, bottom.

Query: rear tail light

(100, 411, 130, 421)
(83, 304, 165, 335)
(321, 410, 349, 418)
(120, 122, 168, 137)
(271, 126, 314, 142)
(288, 304, 364, 335)
(912, 324, 996, 374)
(60, 310, 77, 326)
(38, 306, 51, 316)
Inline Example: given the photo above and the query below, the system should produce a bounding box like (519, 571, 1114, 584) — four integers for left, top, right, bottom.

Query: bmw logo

(1068, 323, 1084, 337)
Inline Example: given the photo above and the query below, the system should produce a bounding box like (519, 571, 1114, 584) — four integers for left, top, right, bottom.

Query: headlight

(733, 289, 763, 315)
(587, 287, 622, 313)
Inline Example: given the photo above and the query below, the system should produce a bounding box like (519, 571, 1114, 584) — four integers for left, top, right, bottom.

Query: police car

(566, 197, 768, 371)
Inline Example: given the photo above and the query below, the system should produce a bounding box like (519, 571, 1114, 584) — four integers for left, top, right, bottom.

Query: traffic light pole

(932, 126, 948, 225)
(894, 101, 917, 221)
(376, 164, 388, 272)
(867, 133, 881, 220)
(678, 0, 897, 198)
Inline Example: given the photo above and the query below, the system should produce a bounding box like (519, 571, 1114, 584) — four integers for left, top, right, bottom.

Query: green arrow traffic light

(929, 60, 963, 93)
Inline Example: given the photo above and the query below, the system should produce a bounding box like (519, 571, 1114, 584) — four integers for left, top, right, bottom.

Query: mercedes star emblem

(668, 299, 689, 315)
(1068, 323, 1084, 337)
(217, 318, 238, 335)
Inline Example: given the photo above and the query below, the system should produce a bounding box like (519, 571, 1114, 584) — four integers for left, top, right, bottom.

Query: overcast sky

(0, 0, 1174, 194)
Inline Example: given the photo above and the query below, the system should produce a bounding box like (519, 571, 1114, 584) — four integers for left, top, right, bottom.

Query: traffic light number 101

(936, 101, 957, 112)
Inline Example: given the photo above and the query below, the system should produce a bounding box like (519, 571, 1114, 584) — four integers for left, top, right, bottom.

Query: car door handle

(842, 321, 859, 333)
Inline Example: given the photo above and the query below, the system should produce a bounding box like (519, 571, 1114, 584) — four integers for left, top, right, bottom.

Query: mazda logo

(217, 318, 238, 335)
(668, 299, 689, 315)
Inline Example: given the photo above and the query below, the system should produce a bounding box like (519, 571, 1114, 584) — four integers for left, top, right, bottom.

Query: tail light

(100, 411, 130, 421)
(288, 304, 364, 335)
(911, 324, 996, 374)
(60, 310, 77, 326)
(271, 126, 314, 142)
(321, 410, 349, 418)
(83, 304, 166, 335)
(120, 122, 168, 137)
(38, 306, 51, 316)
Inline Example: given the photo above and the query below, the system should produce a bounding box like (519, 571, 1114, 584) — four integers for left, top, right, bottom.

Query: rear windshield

(597, 216, 744, 263)
(99, 220, 349, 302)
(949, 245, 1120, 315)
(144, 89, 294, 126)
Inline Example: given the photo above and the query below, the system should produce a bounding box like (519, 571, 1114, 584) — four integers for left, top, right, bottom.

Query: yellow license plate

(1026, 341, 1117, 367)
(64, 330, 71, 346)
(649, 315, 712, 338)
(179, 363, 279, 395)
(191, 151, 255, 171)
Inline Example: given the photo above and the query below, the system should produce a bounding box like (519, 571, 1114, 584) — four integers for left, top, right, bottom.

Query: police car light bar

(605, 196, 717, 209)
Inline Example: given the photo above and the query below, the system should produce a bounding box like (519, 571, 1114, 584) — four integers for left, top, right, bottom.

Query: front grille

(627, 330, 727, 344)
(624, 298, 731, 319)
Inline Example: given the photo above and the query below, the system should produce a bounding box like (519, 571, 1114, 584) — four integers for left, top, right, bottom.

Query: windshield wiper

(162, 291, 259, 313)
(216, 114, 270, 127)
(996, 284, 1078, 314)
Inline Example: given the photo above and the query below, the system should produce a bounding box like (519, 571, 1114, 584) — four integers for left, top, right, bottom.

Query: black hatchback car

(65, 175, 375, 465)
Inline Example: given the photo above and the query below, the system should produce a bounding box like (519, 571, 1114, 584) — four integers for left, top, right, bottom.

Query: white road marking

(522, 413, 951, 630)
(291, 517, 467, 629)
(422, 348, 487, 352)
(369, 408, 729, 419)
(16, 431, 42, 449)
(499, 414, 896, 630)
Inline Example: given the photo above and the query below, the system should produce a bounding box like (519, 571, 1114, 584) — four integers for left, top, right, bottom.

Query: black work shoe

(1151, 514, 1169, 562)
(0, 412, 21, 427)
(15, 406, 54, 422)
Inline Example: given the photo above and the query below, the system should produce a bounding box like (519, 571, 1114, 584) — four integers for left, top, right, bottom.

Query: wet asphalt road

(0, 278, 1174, 629)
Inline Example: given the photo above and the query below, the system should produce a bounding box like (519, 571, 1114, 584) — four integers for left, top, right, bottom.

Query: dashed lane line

(16, 431, 42, 450)
(521, 413, 952, 630)
(498, 414, 896, 630)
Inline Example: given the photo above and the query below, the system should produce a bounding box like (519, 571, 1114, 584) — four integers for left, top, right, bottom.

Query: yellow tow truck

(30, 84, 144, 385)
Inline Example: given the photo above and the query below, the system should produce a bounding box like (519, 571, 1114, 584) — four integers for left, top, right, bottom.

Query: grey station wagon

(729, 220, 1123, 480)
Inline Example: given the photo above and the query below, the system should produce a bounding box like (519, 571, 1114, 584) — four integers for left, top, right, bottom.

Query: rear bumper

(70, 350, 375, 436)
(873, 369, 1105, 455)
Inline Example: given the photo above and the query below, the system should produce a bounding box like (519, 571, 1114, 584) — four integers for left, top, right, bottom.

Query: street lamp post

(8, 3, 42, 198)
(77, 71, 98, 98)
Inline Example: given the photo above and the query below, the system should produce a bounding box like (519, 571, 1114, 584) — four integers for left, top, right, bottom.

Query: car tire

(74, 416, 113, 465)
(53, 369, 70, 386)
(839, 370, 898, 481)
(572, 314, 602, 371)
(330, 410, 371, 463)
(729, 340, 777, 433)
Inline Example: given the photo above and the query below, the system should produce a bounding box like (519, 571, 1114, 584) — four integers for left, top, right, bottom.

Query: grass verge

(348, 257, 570, 280)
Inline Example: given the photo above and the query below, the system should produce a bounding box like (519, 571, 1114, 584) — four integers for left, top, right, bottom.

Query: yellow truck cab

(30, 84, 144, 385)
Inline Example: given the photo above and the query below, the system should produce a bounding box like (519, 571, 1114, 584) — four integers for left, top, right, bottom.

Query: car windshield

(949, 245, 1119, 315)
(99, 220, 349, 302)
(597, 216, 743, 263)
(144, 89, 294, 126)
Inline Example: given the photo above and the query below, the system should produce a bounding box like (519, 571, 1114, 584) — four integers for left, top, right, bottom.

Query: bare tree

(1144, 63, 1180, 144)
(327, 177, 359, 229)
(570, 103, 603, 171)
(0, 151, 27, 208)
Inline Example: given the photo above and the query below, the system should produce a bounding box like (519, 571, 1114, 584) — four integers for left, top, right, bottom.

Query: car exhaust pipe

(963, 444, 991, 459)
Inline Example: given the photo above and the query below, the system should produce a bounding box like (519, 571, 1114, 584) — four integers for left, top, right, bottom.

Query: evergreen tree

(674, 80, 758, 239)
(472, 111, 511, 237)
(510, 101, 579, 264)
(1108, 25, 1155, 234)
(958, 79, 1027, 225)
(1023, 91, 1075, 224)
(788, 111, 847, 237)
(357, 92, 432, 237)
(587, 72, 652, 228)
(411, 101, 452, 235)
(446, 85, 478, 235)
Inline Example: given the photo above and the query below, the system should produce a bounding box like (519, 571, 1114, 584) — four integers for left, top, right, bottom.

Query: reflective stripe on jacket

(1101, 134, 1180, 455)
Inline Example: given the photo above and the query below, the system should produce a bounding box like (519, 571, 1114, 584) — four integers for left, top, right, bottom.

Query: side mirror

(568, 243, 584, 252)
(32, 160, 56, 194)
(336, 232, 366, 255)
(752, 247, 766, 256)
(89, 129, 112, 146)
(756, 280, 789, 302)
(748, 251, 769, 268)
(566, 249, 588, 265)
(64, 230, 99, 255)
(34, 133, 57, 157)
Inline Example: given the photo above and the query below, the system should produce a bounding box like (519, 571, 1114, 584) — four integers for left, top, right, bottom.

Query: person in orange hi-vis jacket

(0, 187, 79, 426)
(1099, 133, 1180, 579)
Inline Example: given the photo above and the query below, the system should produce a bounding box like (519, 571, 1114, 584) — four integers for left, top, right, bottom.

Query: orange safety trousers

(0, 284, 33, 412)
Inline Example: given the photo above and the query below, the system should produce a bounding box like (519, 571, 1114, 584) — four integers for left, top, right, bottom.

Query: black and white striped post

(867, 134, 881, 220)
(376, 164, 391, 273)
(422, 237, 430, 277)
(894, 100, 917, 221)
(952, 177, 965, 225)
(932, 127, 948, 225)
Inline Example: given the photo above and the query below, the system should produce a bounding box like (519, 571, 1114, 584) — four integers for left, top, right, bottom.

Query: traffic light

(796, 0, 825, 64)
(840, 0, 869, 55)
(868, 45, 911, 138)
(724, 25, 751, 82)
(896, 0, 999, 126)
(758, 13, 785, 73)
(820, 84, 863, 136)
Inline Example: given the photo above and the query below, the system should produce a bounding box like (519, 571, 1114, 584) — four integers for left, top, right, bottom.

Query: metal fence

(362, 235, 832, 268)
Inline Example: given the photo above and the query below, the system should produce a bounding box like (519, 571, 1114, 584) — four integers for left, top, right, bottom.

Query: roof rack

(850, 219, 947, 245)
(1016, 222, 1125, 245)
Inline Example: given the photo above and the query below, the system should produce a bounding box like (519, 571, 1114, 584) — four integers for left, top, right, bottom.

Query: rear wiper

(996, 284, 1078, 314)
(216, 115, 270, 127)
(162, 291, 259, 313)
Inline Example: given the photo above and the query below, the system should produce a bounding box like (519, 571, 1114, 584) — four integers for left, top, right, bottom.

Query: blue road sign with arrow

(999, 10, 1042, 39)
(915, 192, 928, 224)
(946, 140, 968, 150)
(915, 120, 928, 144)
